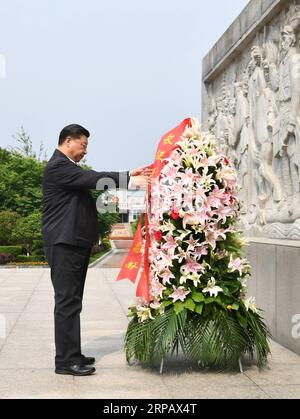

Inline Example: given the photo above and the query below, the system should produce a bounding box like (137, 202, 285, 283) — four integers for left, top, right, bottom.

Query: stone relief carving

(205, 7, 300, 239)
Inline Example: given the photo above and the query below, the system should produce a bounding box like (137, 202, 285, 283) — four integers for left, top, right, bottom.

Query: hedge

(0, 246, 23, 256)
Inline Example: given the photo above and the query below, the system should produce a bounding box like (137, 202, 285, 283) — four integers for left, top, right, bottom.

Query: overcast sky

(0, 0, 249, 170)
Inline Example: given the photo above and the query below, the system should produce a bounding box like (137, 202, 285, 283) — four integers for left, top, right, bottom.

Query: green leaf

(203, 304, 213, 316)
(184, 298, 196, 312)
(215, 296, 225, 308)
(162, 300, 173, 308)
(236, 311, 247, 328)
(232, 302, 239, 311)
(221, 286, 231, 297)
(174, 301, 185, 315)
(163, 289, 173, 297)
(225, 282, 241, 293)
(195, 303, 204, 315)
(191, 292, 205, 303)
(205, 296, 215, 304)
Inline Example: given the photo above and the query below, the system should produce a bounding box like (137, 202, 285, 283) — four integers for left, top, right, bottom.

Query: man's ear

(65, 137, 73, 147)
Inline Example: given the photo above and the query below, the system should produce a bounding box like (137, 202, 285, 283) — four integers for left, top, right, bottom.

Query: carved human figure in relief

(247, 45, 271, 223)
(215, 95, 228, 155)
(224, 90, 239, 165)
(233, 81, 250, 214)
(207, 92, 218, 135)
(258, 48, 282, 205)
(245, 44, 283, 224)
(272, 25, 300, 214)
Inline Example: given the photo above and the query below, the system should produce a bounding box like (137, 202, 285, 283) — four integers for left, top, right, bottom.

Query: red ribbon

(116, 118, 192, 304)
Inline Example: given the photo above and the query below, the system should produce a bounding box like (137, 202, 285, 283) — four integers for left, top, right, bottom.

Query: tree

(98, 211, 120, 239)
(12, 126, 35, 158)
(0, 211, 21, 245)
(12, 212, 42, 255)
(0, 147, 45, 216)
(10, 126, 47, 161)
(90, 187, 121, 240)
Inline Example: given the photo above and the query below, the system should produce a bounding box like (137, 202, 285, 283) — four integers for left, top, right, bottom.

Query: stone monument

(202, 0, 300, 354)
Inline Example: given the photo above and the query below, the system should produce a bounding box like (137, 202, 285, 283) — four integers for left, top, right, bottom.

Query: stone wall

(202, 0, 300, 354)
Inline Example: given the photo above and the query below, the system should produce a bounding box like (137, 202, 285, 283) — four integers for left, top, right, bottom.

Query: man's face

(66, 135, 88, 162)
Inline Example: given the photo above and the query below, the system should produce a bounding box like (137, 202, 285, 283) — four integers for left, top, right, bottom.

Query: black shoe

(55, 364, 96, 376)
(80, 356, 95, 365)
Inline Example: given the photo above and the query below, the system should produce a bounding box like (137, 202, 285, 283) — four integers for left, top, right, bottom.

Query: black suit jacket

(42, 149, 130, 248)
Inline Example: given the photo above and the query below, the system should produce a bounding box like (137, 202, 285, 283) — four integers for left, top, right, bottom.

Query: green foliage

(97, 212, 120, 238)
(184, 298, 196, 312)
(11, 126, 47, 161)
(125, 308, 187, 364)
(11, 212, 42, 254)
(0, 147, 46, 217)
(31, 239, 45, 256)
(191, 292, 205, 303)
(101, 237, 112, 250)
(0, 211, 21, 245)
(0, 245, 23, 256)
(125, 307, 271, 371)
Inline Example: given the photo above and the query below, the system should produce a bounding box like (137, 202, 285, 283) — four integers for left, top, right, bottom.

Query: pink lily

(151, 280, 166, 299)
(159, 269, 176, 285)
(169, 286, 191, 303)
(228, 256, 245, 276)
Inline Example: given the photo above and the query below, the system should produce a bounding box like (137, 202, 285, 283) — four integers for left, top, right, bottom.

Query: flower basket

(123, 118, 271, 371)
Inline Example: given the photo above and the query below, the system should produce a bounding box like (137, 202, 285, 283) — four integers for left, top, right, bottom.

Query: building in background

(117, 189, 146, 223)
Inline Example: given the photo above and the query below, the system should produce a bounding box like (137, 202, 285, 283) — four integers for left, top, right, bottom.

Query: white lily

(161, 220, 177, 235)
(136, 305, 154, 323)
(179, 273, 189, 285)
(177, 229, 192, 241)
(187, 272, 202, 287)
(243, 297, 258, 314)
(203, 277, 223, 298)
(239, 277, 248, 290)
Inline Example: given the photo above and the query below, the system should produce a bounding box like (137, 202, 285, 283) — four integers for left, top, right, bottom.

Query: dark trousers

(44, 243, 92, 368)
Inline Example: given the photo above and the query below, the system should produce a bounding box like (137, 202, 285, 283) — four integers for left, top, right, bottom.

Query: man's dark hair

(58, 124, 90, 145)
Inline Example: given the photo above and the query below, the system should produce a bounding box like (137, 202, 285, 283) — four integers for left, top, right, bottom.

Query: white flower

(186, 272, 202, 287)
(243, 297, 258, 314)
(236, 236, 250, 247)
(203, 277, 223, 298)
(239, 277, 248, 290)
(179, 273, 189, 285)
(182, 117, 202, 140)
(136, 305, 154, 323)
(177, 229, 192, 241)
(161, 220, 177, 235)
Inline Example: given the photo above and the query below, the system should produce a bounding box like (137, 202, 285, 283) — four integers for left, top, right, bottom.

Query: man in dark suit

(42, 124, 151, 376)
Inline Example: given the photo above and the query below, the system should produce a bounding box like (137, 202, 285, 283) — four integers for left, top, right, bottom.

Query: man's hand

(129, 165, 153, 178)
(129, 165, 153, 189)
(129, 176, 151, 189)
